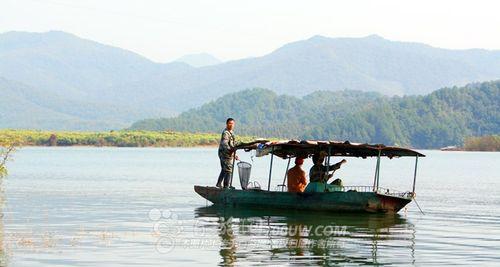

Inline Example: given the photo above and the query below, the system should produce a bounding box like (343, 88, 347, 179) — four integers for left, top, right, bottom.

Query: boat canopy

(236, 139, 425, 159)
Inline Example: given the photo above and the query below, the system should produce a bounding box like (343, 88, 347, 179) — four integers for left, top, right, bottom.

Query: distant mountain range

(0, 77, 130, 130)
(130, 80, 500, 148)
(1, 31, 500, 130)
(175, 53, 222, 67)
(0, 31, 189, 129)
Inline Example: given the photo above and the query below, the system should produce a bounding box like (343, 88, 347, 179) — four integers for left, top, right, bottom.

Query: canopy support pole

(267, 147, 274, 191)
(412, 155, 419, 194)
(281, 157, 291, 186)
(229, 155, 236, 187)
(373, 149, 381, 192)
(325, 146, 331, 192)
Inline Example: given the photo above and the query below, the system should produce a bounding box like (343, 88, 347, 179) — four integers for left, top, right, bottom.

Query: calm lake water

(1, 147, 499, 266)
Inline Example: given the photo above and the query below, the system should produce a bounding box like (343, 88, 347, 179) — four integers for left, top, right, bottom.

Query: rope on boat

(413, 197, 425, 215)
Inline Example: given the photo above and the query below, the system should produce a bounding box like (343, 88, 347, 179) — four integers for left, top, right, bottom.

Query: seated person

(287, 157, 307, 193)
(305, 152, 347, 192)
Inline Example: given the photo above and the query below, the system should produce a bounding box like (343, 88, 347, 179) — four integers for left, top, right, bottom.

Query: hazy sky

(2, 0, 500, 62)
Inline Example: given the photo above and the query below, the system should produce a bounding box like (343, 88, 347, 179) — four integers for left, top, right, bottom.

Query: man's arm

(231, 133, 240, 160)
(233, 136, 242, 147)
(322, 159, 347, 172)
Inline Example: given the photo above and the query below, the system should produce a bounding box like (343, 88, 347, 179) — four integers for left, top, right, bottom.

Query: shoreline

(1, 130, 498, 152)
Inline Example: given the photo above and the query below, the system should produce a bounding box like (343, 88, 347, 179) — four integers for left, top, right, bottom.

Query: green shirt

(309, 161, 342, 183)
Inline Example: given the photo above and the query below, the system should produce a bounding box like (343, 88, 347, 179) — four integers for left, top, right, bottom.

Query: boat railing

(342, 185, 413, 199)
(276, 184, 287, 192)
(273, 184, 412, 199)
(376, 187, 413, 199)
(341, 185, 374, 192)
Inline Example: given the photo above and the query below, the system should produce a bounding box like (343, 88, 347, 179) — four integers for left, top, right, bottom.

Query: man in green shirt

(216, 118, 239, 188)
(308, 152, 347, 188)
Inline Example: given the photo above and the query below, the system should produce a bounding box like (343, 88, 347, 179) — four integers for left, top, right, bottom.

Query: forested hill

(130, 81, 500, 148)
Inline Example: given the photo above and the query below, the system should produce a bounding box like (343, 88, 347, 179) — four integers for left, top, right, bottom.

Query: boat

(195, 139, 425, 213)
(440, 145, 461, 151)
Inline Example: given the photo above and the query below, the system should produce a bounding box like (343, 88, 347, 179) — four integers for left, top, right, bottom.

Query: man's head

(226, 118, 235, 131)
(312, 154, 324, 165)
(295, 157, 305, 165)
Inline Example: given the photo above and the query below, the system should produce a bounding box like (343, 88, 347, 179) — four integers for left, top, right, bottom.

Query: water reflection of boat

(195, 205, 406, 229)
(195, 140, 425, 213)
(194, 205, 416, 265)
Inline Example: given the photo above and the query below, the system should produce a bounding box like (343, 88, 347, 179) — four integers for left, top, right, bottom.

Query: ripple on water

(2, 147, 500, 266)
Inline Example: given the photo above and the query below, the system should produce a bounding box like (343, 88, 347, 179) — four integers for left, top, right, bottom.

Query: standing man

(216, 118, 239, 188)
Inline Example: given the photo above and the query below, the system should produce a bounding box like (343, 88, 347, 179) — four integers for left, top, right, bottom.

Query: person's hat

(295, 157, 305, 165)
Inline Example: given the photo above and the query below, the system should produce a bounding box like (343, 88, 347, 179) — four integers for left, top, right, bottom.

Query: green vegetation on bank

(464, 135, 500, 151)
(0, 130, 256, 147)
(1, 130, 497, 151)
(130, 81, 500, 149)
(0, 136, 18, 178)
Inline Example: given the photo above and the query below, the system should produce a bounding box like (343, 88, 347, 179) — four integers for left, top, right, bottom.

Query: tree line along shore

(0, 129, 256, 147)
(0, 130, 498, 151)
(130, 81, 499, 149)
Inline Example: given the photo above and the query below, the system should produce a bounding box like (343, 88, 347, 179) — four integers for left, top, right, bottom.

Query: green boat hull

(194, 186, 412, 213)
